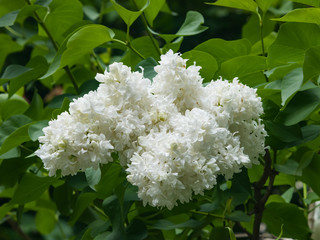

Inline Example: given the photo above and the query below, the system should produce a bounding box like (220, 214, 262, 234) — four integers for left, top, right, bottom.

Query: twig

(7, 218, 31, 240)
(112, 39, 145, 60)
(24, 0, 80, 94)
(132, 0, 161, 57)
(25, 0, 59, 51)
(63, 66, 80, 94)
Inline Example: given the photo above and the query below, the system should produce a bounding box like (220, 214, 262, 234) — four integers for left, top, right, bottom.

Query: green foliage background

(0, 0, 320, 239)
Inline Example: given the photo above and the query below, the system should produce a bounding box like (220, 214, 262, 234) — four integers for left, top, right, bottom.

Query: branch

(252, 149, 277, 240)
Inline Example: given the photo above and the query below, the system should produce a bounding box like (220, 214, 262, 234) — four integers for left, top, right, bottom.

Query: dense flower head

(36, 49, 267, 209)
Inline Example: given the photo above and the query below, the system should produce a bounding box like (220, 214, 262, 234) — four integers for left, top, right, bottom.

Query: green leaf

(134, 57, 158, 81)
(199, 202, 220, 213)
(11, 173, 58, 204)
(0, 10, 19, 27)
(83, 5, 100, 21)
(297, 125, 320, 145)
(219, 56, 267, 86)
(162, 36, 184, 53)
(227, 227, 237, 240)
(0, 121, 33, 155)
(288, 0, 320, 6)
(266, 194, 286, 205)
(121, 36, 159, 68)
(182, 50, 218, 82)
(125, 219, 148, 240)
(40, 0, 83, 43)
(51, 97, 71, 119)
(269, 0, 294, 15)
(95, 232, 112, 240)
(95, 163, 125, 199)
(264, 121, 302, 143)
(229, 169, 252, 206)
(61, 24, 114, 67)
(0, 157, 35, 187)
(194, 38, 251, 65)
(176, 11, 208, 36)
(110, 0, 149, 27)
(267, 23, 320, 68)
(263, 202, 311, 239)
(66, 172, 88, 190)
(282, 187, 294, 203)
(226, 211, 251, 222)
(149, 11, 208, 43)
(280, 68, 303, 106)
(79, 79, 99, 95)
(15, 5, 47, 25)
(102, 185, 139, 240)
(53, 183, 73, 216)
(85, 167, 101, 191)
(40, 56, 63, 80)
(85, 220, 111, 238)
(305, 191, 320, 205)
(69, 192, 97, 225)
(248, 164, 264, 183)
(35, 209, 57, 234)
(102, 195, 125, 239)
(206, 0, 258, 13)
(272, 8, 320, 24)
(0, 94, 29, 120)
(303, 46, 320, 82)
(40, 22, 93, 79)
(242, 13, 276, 45)
(0, 0, 24, 17)
(300, 154, 320, 196)
(135, 0, 165, 27)
(296, 150, 315, 174)
(9, 56, 49, 97)
(275, 88, 320, 125)
(275, 159, 301, 176)
(210, 227, 236, 240)
(256, 0, 277, 12)
(0, 203, 14, 221)
(0, 114, 32, 144)
(266, 63, 301, 82)
(251, 32, 277, 55)
(28, 120, 49, 141)
(0, 65, 31, 80)
(0, 147, 20, 159)
(24, 92, 44, 121)
(0, 114, 32, 155)
(0, 34, 23, 71)
(153, 219, 203, 230)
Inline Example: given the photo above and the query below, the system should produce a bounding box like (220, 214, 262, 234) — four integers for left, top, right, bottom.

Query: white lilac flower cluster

(36, 50, 267, 209)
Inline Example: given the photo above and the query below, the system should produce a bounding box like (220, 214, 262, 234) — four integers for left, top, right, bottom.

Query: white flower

(126, 108, 256, 209)
(36, 62, 154, 175)
(36, 50, 267, 209)
(152, 50, 203, 113)
(200, 78, 264, 123)
(126, 121, 220, 210)
(230, 119, 267, 165)
(35, 112, 114, 176)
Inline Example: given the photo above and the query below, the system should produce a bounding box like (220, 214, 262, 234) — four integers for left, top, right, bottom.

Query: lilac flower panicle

(36, 50, 267, 209)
